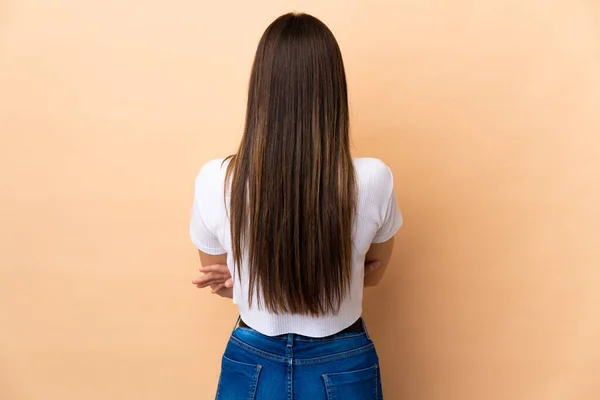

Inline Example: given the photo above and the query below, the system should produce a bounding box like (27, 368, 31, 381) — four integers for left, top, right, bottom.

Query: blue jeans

(215, 318, 383, 399)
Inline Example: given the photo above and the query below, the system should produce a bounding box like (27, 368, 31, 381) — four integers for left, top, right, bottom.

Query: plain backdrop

(1, 1, 599, 399)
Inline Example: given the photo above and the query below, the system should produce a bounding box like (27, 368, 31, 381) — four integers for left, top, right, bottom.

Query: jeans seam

(230, 335, 288, 363)
(235, 327, 288, 341)
(294, 333, 366, 342)
(287, 358, 293, 400)
(249, 364, 262, 400)
(375, 365, 379, 399)
(229, 335, 375, 365)
(294, 342, 375, 365)
(322, 374, 333, 400)
(236, 331, 364, 343)
(287, 333, 293, 400)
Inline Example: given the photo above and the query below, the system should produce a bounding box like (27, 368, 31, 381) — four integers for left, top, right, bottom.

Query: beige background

(1, 1, 599, 399)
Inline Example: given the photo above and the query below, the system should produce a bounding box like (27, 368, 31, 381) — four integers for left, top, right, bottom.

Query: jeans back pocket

(322, 364, 380, 400)
(216, 355, 262, 399)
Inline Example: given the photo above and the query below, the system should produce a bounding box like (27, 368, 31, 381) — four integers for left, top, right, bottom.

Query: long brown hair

(226, 13, 356, 316)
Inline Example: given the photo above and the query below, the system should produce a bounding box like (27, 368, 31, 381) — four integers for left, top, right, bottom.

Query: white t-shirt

(190, 157, 402, 337)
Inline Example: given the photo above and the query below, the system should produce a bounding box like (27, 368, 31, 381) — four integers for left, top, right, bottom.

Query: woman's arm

(194, 257, 384, 296)
(194, 250, 233, 298)
(364, 236, 395, 287)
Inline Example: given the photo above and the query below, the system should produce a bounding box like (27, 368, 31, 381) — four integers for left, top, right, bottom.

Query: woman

(190, 12, 402, 400)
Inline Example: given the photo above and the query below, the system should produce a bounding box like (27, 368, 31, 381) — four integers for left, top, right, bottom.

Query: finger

(192, 277, 223, 287)
(199, 264, 229, 273)
(195, 281, 225, 290)
(225, 278, 233, 288)
(192, 276, 227, 288)
(211, 283, 225, 294)
(193, 279, 225, 288)
(192, 272, 228, 284)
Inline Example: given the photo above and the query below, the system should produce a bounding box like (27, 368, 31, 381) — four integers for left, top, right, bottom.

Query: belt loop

(361, 318, 371, 339)
(232, 315, 241, 333)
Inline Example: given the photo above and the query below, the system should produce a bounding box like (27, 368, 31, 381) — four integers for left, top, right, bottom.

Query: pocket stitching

(322, 374, 334, 400)
(323, 364, 378, 379)
(248, 364, 262, 399)
(222, 354, 260, 368)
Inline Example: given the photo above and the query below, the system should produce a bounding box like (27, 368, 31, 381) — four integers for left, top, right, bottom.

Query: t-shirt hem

(372, 220, 402, 243)
(190, 237, 226, 255)
(240, 309, 363, 338)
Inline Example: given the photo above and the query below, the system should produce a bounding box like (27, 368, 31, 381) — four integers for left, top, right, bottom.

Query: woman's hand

(192, 264, 233, 294)
(364, 260, 381, 275)
(364, 260, 382, 287)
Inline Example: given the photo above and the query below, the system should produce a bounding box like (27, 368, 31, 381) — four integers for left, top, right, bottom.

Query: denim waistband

(228, 320, 375, 365)
(232, 315, 371, 341)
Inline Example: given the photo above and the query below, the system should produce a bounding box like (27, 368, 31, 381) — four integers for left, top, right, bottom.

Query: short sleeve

(189, 162, 226, 255)
(372, 168, 403, 243)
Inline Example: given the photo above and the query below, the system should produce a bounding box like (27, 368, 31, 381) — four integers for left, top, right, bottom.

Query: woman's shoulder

(194, 158, 230, 190)
(353, 157, 393, 184)
(196, 157, 231, 178)
(198, 158, 229, 174)
(353, 157, 396, 209)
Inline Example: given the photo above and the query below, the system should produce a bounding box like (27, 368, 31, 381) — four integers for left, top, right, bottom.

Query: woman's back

(189, 12, 402, 399)
(190, 156, 402, 337)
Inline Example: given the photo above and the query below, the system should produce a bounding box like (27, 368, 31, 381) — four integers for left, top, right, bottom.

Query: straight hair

(226, 13, 356, 316)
